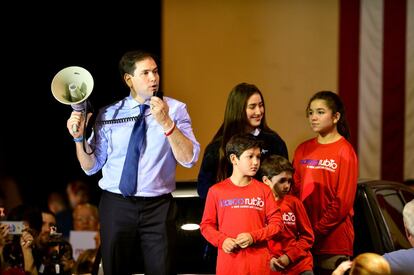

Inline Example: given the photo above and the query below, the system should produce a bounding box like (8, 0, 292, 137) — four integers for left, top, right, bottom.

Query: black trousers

(99, 190, 177, 275)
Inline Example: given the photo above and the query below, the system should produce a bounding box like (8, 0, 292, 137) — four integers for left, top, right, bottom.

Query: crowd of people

(0, 179, 100, 275)
(0, 49, 413, 275)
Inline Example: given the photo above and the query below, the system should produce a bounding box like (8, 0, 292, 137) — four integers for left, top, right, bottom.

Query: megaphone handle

(71, 110, 85, 134)
(72, 123, 79, 134)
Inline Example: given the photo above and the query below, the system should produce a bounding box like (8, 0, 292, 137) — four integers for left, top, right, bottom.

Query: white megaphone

(51, 66, 94, 133)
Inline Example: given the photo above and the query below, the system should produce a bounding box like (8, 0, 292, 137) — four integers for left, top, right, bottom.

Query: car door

(354, 180, 414, 256)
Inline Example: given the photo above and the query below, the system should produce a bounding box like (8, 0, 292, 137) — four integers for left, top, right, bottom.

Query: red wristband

(164, 122, 176, 136)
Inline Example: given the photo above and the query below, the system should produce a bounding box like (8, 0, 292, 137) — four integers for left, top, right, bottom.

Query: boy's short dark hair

(259, 155, 294, 179)
(225, 133, 263, 160)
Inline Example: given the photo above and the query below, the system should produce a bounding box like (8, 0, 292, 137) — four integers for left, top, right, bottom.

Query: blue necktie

(119, 104, 149, 196)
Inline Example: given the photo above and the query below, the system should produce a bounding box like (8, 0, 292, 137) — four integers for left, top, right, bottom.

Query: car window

(401, 189, 414, 203)
(375, 188, 411, 250)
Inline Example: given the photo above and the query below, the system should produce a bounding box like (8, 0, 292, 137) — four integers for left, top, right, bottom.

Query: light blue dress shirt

(84, 95, 200, 196)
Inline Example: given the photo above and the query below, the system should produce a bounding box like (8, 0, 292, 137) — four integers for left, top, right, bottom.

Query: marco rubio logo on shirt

(282, 212, 296, 225)
(219, 197, 265, 210)
(300, 158, 338, 172)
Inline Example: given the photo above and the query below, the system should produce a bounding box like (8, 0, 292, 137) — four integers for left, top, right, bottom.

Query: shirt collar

(125, 94, 146, 109)
(251, 128, 261, 136)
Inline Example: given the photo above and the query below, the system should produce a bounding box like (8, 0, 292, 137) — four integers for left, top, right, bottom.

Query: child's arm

(200, 188, 231, 249)
(249, 190, 284, 242)
(314, 147, 358, 236)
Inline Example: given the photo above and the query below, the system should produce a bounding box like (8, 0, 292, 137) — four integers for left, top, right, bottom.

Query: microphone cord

(81, 101, 96, 156)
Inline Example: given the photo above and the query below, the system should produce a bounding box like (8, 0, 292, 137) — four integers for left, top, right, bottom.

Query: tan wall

(162, 0, 339, 180)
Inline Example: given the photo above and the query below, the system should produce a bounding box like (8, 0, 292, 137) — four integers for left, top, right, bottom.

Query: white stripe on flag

(358, 0, 384, 180)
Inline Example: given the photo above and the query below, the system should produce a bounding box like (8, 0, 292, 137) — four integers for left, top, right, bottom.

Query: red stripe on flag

(381, 0, 406, 182)
(338, 0, 360, 150)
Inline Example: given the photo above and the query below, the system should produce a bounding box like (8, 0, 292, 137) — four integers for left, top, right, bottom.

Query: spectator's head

(350, 252, 390, 275)
(66, 179, 90, 208)
(0, 175, 22, 214)
(7, 204, 42, 236)
(39, 209, 57, 245)
(47, 191, 68, 214)
(403, 199, 414, 247)
(73, 203, 99, 231)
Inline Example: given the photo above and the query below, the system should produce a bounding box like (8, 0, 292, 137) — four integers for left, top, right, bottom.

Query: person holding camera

(1, 205, 40, 275)
(36, 209, 75, 275)
(66, 50, 200, 275)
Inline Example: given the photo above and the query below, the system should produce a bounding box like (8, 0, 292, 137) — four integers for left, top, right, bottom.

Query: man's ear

(124, 73, 133, 88)
(406, 226, 413, 240)
(404, 224, 414, 248)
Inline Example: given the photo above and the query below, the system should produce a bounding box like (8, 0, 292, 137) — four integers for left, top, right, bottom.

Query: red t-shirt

(292, 137, 358, 256)
(268, 195, 314, 274)
(201, 178, 283, 275)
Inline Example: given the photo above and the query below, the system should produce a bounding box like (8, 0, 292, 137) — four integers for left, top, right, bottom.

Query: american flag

(339, 0, 414, 182)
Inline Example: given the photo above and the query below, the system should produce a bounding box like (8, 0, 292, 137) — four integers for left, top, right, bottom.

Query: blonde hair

(350, 253, 390, 275)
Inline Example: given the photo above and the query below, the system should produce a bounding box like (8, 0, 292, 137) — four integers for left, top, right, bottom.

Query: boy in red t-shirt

(200, 133, 283, 275)
(260, 155, 314, 275)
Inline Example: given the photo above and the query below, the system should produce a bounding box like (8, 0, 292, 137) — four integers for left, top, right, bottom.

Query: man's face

(125, 57, 159, 101)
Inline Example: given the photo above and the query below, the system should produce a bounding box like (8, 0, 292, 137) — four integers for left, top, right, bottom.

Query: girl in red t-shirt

(292, 91, 358, 275)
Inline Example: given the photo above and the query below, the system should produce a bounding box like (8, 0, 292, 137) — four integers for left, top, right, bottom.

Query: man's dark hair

(118, 50, 160, 77)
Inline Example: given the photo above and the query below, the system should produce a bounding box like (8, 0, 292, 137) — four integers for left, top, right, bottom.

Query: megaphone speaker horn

(51, 66, 94, 133)
(51, 66, 94, 107)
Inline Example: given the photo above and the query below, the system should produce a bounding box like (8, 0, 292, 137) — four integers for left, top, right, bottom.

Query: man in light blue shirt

(67, 50, 200, 275)
(383, 198, 414, 275)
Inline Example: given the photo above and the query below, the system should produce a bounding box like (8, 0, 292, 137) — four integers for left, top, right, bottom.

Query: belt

(104, 190, 172, 202)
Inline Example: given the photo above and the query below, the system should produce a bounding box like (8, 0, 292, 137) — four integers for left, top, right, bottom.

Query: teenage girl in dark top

(197, 82, 288, 199)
